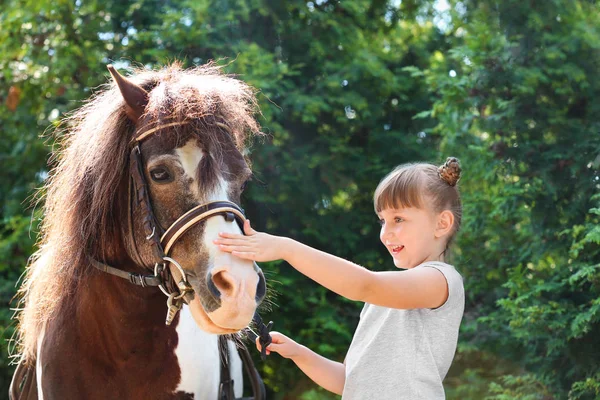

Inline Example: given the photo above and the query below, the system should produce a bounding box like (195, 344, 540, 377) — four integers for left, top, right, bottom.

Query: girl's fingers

(214, 237, 248, 246)
(244, 219, 257, 235)
(214, 237, 256, 248)
(255, 340, 272, 355)
(269, 336, 284, 344)
(218, 232, 244, 239)
(231, 251, 256, 260)
(217, 245, 253, 253)
(256, 348, 271, 356)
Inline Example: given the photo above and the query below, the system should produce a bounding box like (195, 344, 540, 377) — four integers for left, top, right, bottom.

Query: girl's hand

(214, 220, 286, 262)
(256, 331, 302, 359)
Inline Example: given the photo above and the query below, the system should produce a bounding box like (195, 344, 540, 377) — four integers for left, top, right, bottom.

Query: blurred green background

(1, 0, 599, 398)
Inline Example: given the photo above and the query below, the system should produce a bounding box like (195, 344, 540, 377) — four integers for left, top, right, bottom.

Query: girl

(214, 157, 465, 399)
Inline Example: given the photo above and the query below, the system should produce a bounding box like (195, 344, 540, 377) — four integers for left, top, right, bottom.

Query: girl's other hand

(256, 331, 302, 359)
(214, 219, 286, 262)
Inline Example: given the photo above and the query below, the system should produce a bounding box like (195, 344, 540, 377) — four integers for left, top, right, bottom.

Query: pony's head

(108, 64, 266, 334)
(15, 63, 269, 363)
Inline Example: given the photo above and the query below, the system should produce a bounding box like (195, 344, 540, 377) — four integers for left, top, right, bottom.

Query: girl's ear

(435, 210, 454, 238)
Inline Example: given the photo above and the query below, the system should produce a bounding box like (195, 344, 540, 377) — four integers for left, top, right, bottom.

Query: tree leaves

(2, 0, 599, 398)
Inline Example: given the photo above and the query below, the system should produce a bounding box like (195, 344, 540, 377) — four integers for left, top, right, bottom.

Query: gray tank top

(343, 261, 464, 399)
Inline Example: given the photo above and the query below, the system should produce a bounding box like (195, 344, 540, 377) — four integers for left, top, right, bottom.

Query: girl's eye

(394, 217, 404, 223)
(377, 218, 385, 226)
(150, 167, 172, 183)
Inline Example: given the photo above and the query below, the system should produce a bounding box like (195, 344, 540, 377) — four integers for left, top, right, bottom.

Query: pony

(10, 62, 268, 399)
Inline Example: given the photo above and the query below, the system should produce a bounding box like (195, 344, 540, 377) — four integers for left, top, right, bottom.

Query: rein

(89, 122, 272, 400)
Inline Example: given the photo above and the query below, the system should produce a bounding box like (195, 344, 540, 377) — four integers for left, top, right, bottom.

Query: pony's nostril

(212, 270, 235, 297)
(255, 269, 266, 303)
(206, 273, 221, 299)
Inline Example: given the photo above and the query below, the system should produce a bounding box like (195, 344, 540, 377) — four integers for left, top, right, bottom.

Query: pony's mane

(13, 62, 262, 364)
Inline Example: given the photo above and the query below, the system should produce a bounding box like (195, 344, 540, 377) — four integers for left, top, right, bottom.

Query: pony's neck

(39, 262, 185, 399)
(77, 263, 174, 354)
(80, 186, 171, 347)
(78, 264, 166, 336)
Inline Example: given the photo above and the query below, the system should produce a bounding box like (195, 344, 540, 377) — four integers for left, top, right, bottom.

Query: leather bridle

(92, 121, 252, 319)
(89, 121, 272, 400)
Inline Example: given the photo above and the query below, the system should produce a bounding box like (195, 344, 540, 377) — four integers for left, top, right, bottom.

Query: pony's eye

(241, 178, 251, 191)
(150, 167, 172, 183)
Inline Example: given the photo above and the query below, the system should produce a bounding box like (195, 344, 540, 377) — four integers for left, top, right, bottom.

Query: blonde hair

(374, 157, 463, 248)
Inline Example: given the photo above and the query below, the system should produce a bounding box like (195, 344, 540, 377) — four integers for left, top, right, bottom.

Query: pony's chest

(37, 306, 242, 400)
(174, 306, 220, 399)
(174, 306, 243, 399)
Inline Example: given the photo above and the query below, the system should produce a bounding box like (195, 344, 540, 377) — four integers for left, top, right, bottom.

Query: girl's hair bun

(438, 157, 461, 186)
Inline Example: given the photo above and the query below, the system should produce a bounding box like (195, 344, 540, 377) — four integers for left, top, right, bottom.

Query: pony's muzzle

(206, 264, 266, 304)
(203, 261, 262, 329)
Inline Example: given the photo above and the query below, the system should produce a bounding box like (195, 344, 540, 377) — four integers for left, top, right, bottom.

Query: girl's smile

(390, 245, 404, 254)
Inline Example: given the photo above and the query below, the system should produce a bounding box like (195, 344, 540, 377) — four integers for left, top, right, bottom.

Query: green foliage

(2, 0, 599, 398)
(487, 374, 552, 400)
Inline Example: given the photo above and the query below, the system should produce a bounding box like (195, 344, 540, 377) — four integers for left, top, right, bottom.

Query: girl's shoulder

(415, 261, 464, 312)
(415, 260, 462, 278)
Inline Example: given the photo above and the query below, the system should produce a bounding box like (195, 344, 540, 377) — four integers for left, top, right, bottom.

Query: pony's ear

(107, 64, 149, 123)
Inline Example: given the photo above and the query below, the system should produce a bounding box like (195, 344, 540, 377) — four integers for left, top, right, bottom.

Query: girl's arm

(259, 331, 345, 395)
(215, 221, 448, 309)
(281, 239, 448, 309)
(291, 344, 346, 395)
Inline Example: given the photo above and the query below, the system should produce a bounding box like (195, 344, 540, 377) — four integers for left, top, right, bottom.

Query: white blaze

(173, 139, 244, 397)
(175, 139, 253, 284)
(175, 140, 204, 198)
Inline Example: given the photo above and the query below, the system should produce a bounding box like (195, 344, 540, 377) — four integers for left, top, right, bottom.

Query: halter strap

(130, 145, 166, 264)
(132, 119, 232, 146)
(89, 257, 163, 288)
(161, 202, 246, 255)
(132, 121, 189, 145)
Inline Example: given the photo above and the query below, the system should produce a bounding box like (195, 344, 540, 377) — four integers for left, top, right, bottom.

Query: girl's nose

(380, 226, 393, 241)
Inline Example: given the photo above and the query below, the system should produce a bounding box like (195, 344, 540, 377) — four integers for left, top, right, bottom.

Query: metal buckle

(165, 292, 183, 325)
(154, 262, 170, 297)
(155, 256, 193, 299)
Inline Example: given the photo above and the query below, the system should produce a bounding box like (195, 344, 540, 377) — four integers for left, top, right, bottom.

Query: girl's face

(378, 206, 443, 269)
